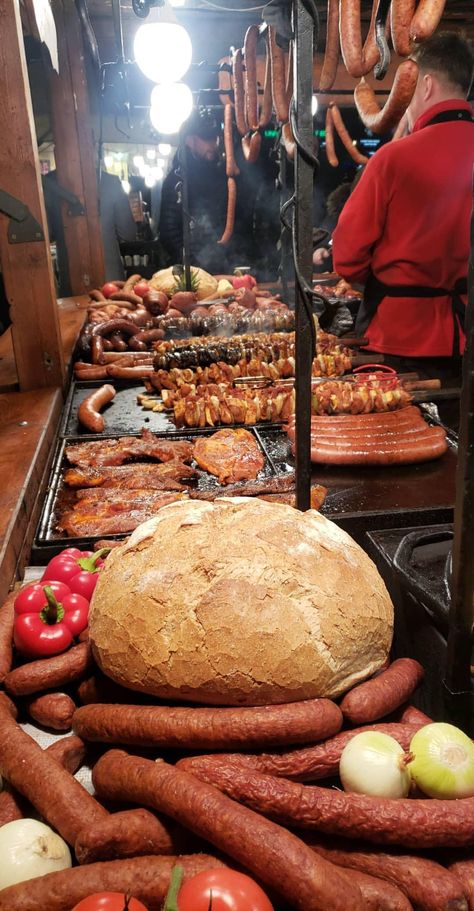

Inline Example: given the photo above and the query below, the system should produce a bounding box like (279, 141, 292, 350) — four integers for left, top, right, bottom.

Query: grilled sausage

(390, 0, 416, 56)
(341, 658, 424, 724)
(304, 835, 468, 911)
(320, 0, 341, 90)
(73, 363, 109, 380)
(182, 758, 474, 849)
(91, 319, 141, 338)
(269, 26, 289, 122)
(89, 289, 107, 302)
(4, 642, 93, 697)
(309, 427, 447, 464)
(77, 383, 116, 434)
(223, 103, 239, 177)
(354, 60, 419, 134)
(72, 697, 342, 749)
(0, 854, 226, 911)
(178, 721, 425, 782)
(75, 808, 178, 864)
(92, 750, 364, 911)
(105, 364, 155, 379)
(0, 590, 15, 683)
(90, 334, 105, 365)
(218, 177, 237, 244)
(24, 691, 76, 731)
(232, 48, 248, 136)
(244, 24, 260, 131)
(325, 105, 339, 166)
(330, 104, 368, 164)
(0, 698, 107, 844)
(409, 0, 446, 42)
(109, 290, 143, 307)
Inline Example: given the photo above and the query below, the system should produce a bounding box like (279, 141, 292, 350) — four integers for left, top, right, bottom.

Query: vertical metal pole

(279, 150, 292, 305)
(294, 0, 314, 511)
(444, 183, 474, 732)
(179, 138, 193, 291)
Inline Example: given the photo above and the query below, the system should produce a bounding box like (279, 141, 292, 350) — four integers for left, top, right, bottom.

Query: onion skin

(0, 819, 71, 890)
(409, 723, 474, 799)
(339, 732, 412, 799)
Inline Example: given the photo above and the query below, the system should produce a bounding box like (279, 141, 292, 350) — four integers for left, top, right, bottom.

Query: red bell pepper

(42, 547, 108, 601)
(14, 581, 90, 658)
(232, 273, 257, 291)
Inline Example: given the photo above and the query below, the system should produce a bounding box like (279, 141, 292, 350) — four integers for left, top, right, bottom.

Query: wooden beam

(0, 0, 65, 390)
(49, 0, 105, 295)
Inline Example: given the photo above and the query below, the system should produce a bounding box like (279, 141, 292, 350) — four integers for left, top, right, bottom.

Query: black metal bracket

(42, 179, 85, 217)
(0, 190, 44, 244)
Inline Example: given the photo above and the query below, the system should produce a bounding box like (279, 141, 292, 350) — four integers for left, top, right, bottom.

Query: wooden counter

(0, 296, 88, 601)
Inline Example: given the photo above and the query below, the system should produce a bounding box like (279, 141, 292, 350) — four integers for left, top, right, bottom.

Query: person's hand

(313, 247, 331, 267)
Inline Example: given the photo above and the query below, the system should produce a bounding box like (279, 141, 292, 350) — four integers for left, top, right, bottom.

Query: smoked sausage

(330, 104, 368, 164)
(268, 26, 289, 122)
(72, 697, 342, 749)
(409, 0, 447, 43)
(390, 0, 416, 56)
(399, 704, 433, 725)
(448, 861, 474, 911)
(91, 319, 141, 339)
(92, 750, 364, 911)
(0, 589, 15, 683)
(304, 835, 468, 911)
(90, 334, 105, 365)
(181, 758, 474, 849)
(354, 60, 419, 134)
(242, 130, 262, 163)
(325, 105, 339, 166)
(178, 721, 425, 782)
(218, 177, 237, 244)
(73, 363, 109, 380)
(232, 48, 248, 136)
(0, 699, 107, 844)
(105, 364, 155, 379)
(0, 854, 226, 911)
(75, 808, 178, 864)
(332, 865, 413, 911)
(244, 24, 260, 131)
(281, 122, 296, 160)
(4, 641, 93, 697)
(259, 35, 273, 127)
(77, 383, 116, 434)
(309, 427, 447, 465)
(110, 290, 143, 307)
(340, 658, 425, 724)
(223, 103, 239, 177)
(339, 0, 381, 77)
(320, 0, 340, 90)
(24, 691, 76, 731)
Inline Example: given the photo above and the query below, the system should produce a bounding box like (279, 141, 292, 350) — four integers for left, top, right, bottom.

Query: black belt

(356, 274, 467, 356)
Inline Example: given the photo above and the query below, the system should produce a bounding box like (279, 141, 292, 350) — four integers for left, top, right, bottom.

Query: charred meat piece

(64, 461, 197, 489)
(65, 429, 194, 468)
(193, 429, 265, 485)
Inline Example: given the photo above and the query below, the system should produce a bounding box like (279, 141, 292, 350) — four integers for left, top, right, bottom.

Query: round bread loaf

(89, 498, 394, 705)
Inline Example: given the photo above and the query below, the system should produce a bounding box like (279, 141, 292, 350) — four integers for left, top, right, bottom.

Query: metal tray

(61, 380, 290, 438)
(32, 426, 282, 559)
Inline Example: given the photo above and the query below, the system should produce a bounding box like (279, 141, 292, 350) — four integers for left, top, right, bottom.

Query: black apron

(355, 107, 474, 356)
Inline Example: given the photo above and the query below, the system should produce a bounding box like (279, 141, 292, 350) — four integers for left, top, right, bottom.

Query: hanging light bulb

(158, 143, 172, 156)
(311, 95, 318, 116)
(146, 148, 156, 160)
(144, 174, 156, 187)
(150, 83, 193, 135)
(133, 154, 145, 169)
(133, 23, 192, 84)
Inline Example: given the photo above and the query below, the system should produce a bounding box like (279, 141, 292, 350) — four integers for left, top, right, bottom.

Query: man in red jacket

(332, 32, 474, 375)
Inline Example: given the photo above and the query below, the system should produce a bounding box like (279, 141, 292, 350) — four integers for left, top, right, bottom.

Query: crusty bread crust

(89, 498, 393, 705)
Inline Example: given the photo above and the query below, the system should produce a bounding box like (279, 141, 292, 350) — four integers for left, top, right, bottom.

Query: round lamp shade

(134, 22, 192, 84)
(150, 82, 193, 135)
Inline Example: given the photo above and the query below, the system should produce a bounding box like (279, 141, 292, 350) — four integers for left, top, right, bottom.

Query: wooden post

(49, 0, 105, 295)
(0, 0, 65, 390)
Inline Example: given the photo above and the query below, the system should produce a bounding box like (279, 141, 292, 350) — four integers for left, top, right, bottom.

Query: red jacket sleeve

(332, 152, 390, 284)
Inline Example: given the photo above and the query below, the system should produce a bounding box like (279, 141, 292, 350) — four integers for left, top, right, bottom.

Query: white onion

(0, 818, 71, 889)
(409, 723, 474, 799)
(339, 731, 412, 798)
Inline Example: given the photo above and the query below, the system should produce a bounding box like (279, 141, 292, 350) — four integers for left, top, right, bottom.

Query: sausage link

(122, 273, 142, 292)
(0, 854, 226, 911)
(0, 590, 15, 683)
(340, 658, 425, 724)
(90, 334, 105, 365)
(73, 363, 109, 380)
(448, 861, 474, 911)
(310, 428, 447, 464)
(305, 835, 467, 911)
(182, 758, 474, 849)
(91, 319, 141, 338)
(72, 697, 342, 749)
(259, 35, 273, 127)
(232, 48, 248, 136)
(354, 60, 419, 135)
(0, 734, 86, 827)
(0, 699, 107, 844)
(4, 642, 94, 697)
(77, 383, 116, 434)
(399, 704, 433, 725)
(24, 691, 76, 731)
(242, 130, 262, 163)
(340, 0, 381, 77)
(320, 0, 341, 90)
(333, 865, 413, 911)
(390, 0, 416, 55)
(108, 333, 129, 351)
(89, 289, 106, 302)
(178, 721, 425, 782)
(132, 328, 166, 345)
(281, 122, 296, 161)
(244, 24, 260, 131)
(75, 808, 178, 864)
(218, 177, 237, 244)
(110, 290, 143, 307)
(325, 105, 339, 166)
(223, 103, 239, 177)
(128, 337, 148, 352)
(76, 673, 154, 705)
(409, 0, 446, 42)
(92, 751, 364, 911)
(330, 104, 369, 164)
(269, 26, 289, 122)
(105, 364, 155, 379)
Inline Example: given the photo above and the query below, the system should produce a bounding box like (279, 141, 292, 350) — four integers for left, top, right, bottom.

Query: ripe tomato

(133, 281, 150, 298)
(102, 282, 118, 299)
(71, 893, 149, 911)
(177, 870, 274, 911)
